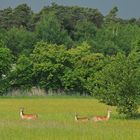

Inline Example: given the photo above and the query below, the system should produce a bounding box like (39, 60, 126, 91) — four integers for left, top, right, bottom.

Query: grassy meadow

(0, 96, 139, 140)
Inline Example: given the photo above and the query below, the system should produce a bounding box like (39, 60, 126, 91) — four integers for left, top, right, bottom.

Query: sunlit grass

(0, 97, 139, 140)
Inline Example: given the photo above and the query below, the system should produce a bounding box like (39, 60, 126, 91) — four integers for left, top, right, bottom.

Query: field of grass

(0, 96, 140, 140)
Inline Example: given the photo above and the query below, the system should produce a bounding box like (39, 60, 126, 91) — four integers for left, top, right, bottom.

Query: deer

(75, 113, 89, 122)
(92, 109, 112, 122)
(20, 108, 38, 120)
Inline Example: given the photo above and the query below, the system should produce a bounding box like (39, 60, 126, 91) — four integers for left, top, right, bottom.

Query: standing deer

(92, 109, 112, 122)
(20, 108, 38, 120)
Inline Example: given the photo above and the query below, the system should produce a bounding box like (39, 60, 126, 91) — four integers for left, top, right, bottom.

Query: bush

(89, 51, 140, 117)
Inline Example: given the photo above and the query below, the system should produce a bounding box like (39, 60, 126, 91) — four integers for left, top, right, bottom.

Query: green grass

(0, 97, 140, 140)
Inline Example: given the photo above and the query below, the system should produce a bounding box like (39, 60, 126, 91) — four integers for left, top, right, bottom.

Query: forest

(0, 3, 140, 116)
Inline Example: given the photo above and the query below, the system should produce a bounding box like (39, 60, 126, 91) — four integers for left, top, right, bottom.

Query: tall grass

(6, 87, 87, 97)
(0, 97, 139, 140)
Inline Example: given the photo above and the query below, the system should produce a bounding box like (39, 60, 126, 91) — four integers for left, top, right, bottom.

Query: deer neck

(20, 110, 24, 117)
(75, 115, 78, 121)
(107, 111, 111, 119)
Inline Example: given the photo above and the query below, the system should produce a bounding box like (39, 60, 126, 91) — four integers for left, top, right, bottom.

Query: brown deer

(20, 108, 38, 120)
(92, 109, 112, 122)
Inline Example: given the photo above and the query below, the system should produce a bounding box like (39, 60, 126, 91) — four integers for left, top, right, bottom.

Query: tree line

(0, 3, 140, 117)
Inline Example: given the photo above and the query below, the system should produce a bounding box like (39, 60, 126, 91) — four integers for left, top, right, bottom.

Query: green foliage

(10, 55, 33, 89)
(105, 6, 118, 24)
(62, 42, 105, 94)
(74, 20, 97, 43)
(0, 44, 12, 78)
(12, 4, 33, 28)
(114, 24, 140, 54)
(62, 42, 92, 92)
(94, 24, 120, 55)
(0, 28, 7, 47)
(0, 43, 12, 95)
(35, 13, 73, 48)
(90, 51, 140, 117)
(0, 7, 13, 29)
(6, 27, 36, 57)
(31, 41, 69, 90)
(94, 23, 140, 55)
(40, 3, 103, 33)
(0, 4, 33, 30)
